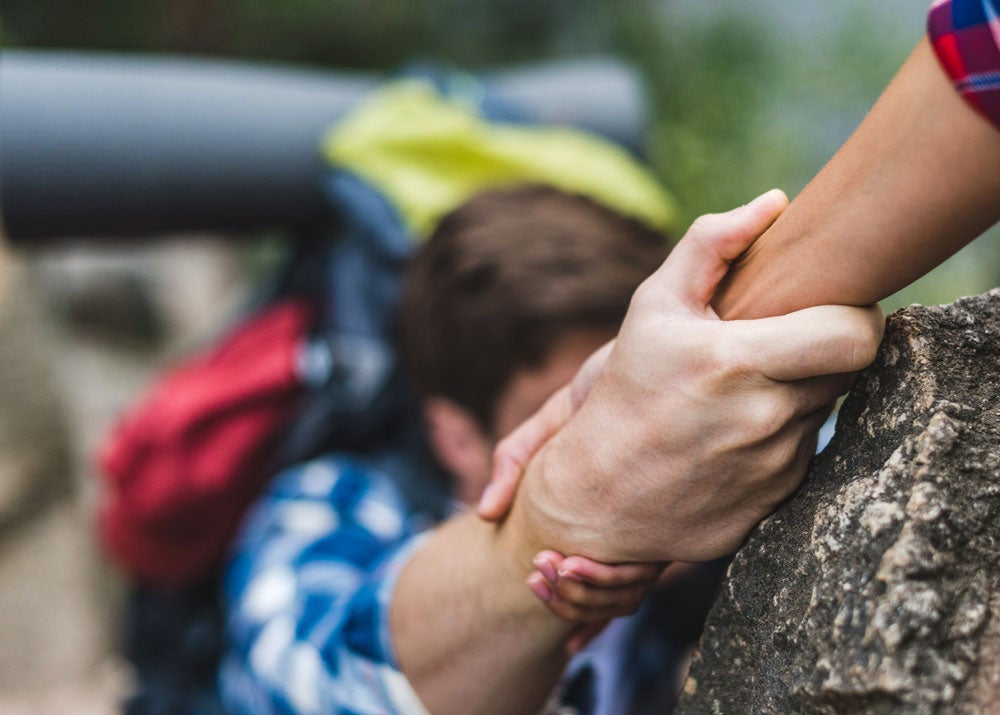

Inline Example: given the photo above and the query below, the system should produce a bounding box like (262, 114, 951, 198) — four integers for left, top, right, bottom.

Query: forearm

(391, 510, 575, 714)
(714, 38, 1000, 320)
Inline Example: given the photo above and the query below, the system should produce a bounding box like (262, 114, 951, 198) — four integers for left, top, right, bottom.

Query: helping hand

(488, 190, 884, 563)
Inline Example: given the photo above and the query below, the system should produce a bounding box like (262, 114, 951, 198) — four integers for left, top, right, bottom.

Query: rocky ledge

(677, 290, 1000, 714)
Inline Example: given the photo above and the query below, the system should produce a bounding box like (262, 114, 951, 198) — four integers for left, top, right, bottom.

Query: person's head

(399, 184, 669, 503)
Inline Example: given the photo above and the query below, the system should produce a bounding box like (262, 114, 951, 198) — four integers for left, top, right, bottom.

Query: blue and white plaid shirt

(219, 449, 696, 715)
(220, 454, 437, 714)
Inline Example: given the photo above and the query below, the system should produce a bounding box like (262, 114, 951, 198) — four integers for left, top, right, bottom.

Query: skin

(494, 36, 1000, 641)
(392, 194, 882, 714)
(399, 330, 613, 714)
(714, 39, 1000, 319)
(194, 27, 1000, 715)
(423, 328, 615, 507)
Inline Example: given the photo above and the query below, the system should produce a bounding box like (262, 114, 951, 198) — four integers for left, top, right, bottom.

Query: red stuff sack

(98, 298, 313, 586)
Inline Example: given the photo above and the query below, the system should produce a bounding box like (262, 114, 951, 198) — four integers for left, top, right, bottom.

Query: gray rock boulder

(676, 290, 1000, 714)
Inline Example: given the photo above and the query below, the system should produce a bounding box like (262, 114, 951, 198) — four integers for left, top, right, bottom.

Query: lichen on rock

(676, 290, 1000, 715)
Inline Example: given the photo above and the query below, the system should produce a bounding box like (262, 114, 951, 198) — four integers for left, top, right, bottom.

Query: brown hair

(398, 184, 670, 431)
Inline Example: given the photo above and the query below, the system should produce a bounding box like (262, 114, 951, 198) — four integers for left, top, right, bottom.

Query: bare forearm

(391, 511, 574, 714)
(714, 38, 1000, 320)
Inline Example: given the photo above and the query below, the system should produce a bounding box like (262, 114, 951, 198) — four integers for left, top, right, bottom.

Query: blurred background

(0, 1, 996, 712)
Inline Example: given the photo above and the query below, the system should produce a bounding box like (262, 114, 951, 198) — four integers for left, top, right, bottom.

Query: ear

(423, 397, 492, 504)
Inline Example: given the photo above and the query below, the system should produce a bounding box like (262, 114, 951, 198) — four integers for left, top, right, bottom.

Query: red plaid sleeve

(929, 0, 1000, 130)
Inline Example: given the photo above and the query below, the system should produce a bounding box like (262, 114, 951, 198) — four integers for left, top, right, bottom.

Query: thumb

(477, 385, 575, 521)
(651, 189, 788, 314)
(569, 340, 614, 411)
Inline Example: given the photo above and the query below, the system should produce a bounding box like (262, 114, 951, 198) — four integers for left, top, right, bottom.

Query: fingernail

(533, 556, 559, 584)
(558, 568, 584, 582)
(527, 574, 553, 603)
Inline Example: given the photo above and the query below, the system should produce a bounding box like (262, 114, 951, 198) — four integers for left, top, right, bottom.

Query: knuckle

(590, 568, 620, 587)
(678, 330, 730, 382)
(764, 445, 812, 502)
(606, 573, 631, 588)
(835, 308, 884, 371)
(765, 436, 801, 475)
(701, 333, 729, 372)
(629, 275, 662, 313)
(559, 582, 588, 603)
(853, 324, 883, 367)
(687, 214, 720, 240)
(711, 330, 755, 377)
(750, 395, 792, 440)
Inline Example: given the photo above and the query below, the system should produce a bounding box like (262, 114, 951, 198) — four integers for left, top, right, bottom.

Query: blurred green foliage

(2, 0, 999, 308)
(0, 0, 602, 66)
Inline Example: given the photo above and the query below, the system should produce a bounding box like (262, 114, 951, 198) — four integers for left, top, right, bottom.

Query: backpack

(98, 70, 677, 715)
(99, 296, 314, 585)
(97, 73, 677, 588)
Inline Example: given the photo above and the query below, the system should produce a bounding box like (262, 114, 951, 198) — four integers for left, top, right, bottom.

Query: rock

(0, 251, 100, 693)
(0, 236, 250, 707)
(0, 253, 72, 543)
(676, 289, 1000, 715)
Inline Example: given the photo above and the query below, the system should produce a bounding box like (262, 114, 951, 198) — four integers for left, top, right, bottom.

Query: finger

(730, 373, 850, 452)
(544, 595, 644, 623)
(792, 401, 838, 456)
(762, 407, 830, 509)
(647, 189, 788, 312)
(799, 403, 835, 449)
(566, 621, 609, 655)
(752, 403, 836, 508)
(727, 303, 884, 381)
(558, 557, 665, 587)
(772, 372, 856, 422)
(655, 561, 701, 589)
(551, 579, 655, 609)
(527, 571, 554, 605)
(532, 550, 565, 585)
(478, 384, 574, 520)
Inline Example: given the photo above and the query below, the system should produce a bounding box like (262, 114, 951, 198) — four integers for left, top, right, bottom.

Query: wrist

(522, 413, 630, 562)
(490, 509, 581, 646)
(391, 513, 573, 714)
(494, 489, 547, 585)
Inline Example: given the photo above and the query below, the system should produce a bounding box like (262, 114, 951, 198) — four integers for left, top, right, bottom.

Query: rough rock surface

(676, 290, 1000, 715)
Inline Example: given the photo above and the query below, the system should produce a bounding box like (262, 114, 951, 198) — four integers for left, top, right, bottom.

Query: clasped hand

(481, 190, 883, 573)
